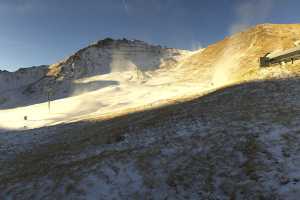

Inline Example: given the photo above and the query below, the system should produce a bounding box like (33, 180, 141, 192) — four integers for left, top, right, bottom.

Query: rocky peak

(47, 38, 186, 79)
(94, 38, 153, 48)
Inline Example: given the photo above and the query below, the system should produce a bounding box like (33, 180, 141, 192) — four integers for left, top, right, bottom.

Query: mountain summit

(47, 38, 186, 78)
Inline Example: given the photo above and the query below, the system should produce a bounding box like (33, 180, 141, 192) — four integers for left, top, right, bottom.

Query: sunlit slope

(0, 70, 209, 131)
(179, 24, 300, 85)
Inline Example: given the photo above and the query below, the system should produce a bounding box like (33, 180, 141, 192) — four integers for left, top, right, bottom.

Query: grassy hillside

(178, 24, 300, 85)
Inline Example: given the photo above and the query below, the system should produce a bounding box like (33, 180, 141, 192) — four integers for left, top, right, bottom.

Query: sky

(0, 0, 300, 71)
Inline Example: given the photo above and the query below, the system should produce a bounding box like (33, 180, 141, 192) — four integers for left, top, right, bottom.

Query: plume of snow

(122, 0, 129, 13)
(191, 41, 203, 51)
(211, 0, 274, 87)
(229, 0, 273, 34)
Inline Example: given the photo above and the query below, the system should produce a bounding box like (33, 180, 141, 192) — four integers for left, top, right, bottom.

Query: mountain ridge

(0, 38, 190, 109)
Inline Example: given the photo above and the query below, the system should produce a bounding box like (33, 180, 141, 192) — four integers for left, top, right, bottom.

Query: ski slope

(0, 68, 211, 132)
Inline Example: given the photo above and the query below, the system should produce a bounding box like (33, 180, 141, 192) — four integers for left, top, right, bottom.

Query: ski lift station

(260, 45, 300, 67)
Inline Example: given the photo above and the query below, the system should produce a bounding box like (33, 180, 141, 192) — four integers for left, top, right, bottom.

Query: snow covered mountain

(1, 24, 300, 200)
(47, 38, 185, 78)
(0, 38, 189, 109)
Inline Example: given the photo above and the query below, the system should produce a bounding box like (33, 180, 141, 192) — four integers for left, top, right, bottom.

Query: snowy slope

(0, 70, 210, 131)
(0, 66, 48, 92)
(0, 39, 202, 131)
(1, 24, 300, 200)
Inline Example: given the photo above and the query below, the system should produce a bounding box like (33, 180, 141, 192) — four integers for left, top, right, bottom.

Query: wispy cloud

(122, 0, 129, 13)
(119, 0, 172, 15)
(229, 0, 273, 34)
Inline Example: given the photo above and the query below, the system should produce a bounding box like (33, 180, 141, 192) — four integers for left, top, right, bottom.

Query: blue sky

(0, 0, 299, 71)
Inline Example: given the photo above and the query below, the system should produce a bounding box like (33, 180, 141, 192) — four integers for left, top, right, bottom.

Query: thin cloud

(122, 0, 129, 13)
(120, 0, 170, 15)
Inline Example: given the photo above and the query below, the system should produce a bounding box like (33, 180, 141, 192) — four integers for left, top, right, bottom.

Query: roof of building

(267, 45, 300, 59)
